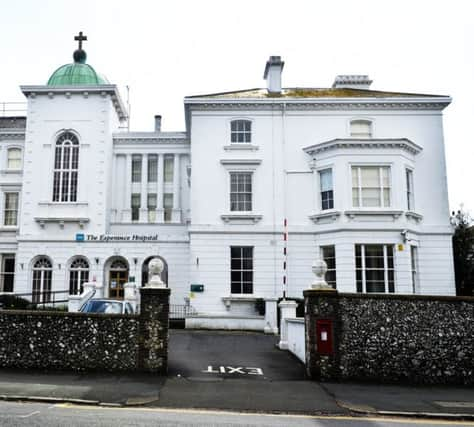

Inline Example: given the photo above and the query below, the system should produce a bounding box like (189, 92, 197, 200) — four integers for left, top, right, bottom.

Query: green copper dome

(47, 48, 108, 86)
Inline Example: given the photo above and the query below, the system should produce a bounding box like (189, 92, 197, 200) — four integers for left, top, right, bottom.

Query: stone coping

(0, 309, 138, 319)
(303, 290, 474, 303)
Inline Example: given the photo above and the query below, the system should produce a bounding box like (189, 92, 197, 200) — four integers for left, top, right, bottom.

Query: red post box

(316, 319, 334, 355)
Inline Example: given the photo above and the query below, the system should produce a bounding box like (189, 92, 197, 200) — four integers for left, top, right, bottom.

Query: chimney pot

(154, 115, 162, 132)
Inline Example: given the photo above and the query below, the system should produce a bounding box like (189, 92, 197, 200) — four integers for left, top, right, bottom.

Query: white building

(0, 39, 455, 327)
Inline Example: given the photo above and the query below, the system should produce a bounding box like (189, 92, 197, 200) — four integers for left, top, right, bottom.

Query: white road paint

(18, 410, 40, 418)
(202, 366, 264, 375)
(435, 401, 474, 408)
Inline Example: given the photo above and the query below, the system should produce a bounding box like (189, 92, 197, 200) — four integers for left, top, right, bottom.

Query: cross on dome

(74, 31, 87, 50)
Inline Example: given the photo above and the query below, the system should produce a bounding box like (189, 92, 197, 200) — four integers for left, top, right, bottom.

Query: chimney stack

(332, 75, 373, 90)
(154, 115, 162, 132)
(263, 56, 284, 94)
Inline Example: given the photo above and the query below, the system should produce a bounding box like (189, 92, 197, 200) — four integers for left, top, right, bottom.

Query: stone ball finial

(146, 257, 166, 288)
(310, 258, 334, 290)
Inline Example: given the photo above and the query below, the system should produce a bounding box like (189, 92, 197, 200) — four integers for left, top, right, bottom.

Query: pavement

(0, 329, 473, 420)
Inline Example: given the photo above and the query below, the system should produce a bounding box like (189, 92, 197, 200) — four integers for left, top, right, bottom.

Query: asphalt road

(1, 401, 474, 427)
(162, 330, 343, 414)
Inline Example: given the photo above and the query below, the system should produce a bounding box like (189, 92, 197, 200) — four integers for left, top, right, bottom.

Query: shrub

(0, 294, 32, 310)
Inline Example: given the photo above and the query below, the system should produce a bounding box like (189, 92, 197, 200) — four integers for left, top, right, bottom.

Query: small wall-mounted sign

(76, 233, 85, 242)
(397, 244, 404, 251)
(190, 284, 204, 292)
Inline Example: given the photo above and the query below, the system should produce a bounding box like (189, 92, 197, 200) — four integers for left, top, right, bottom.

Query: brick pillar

(138, 287, 170, 374)
(304, 289, 340, 381)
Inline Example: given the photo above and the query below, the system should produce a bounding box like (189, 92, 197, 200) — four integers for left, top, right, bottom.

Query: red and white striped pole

(283, 218, 288, 300)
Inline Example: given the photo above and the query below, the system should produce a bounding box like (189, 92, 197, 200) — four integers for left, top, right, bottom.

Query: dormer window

(231, 120, 252, 143)
(350, 120, 372, 138)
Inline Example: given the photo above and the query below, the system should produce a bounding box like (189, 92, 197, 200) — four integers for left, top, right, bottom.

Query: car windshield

(81, 300, 123, 314)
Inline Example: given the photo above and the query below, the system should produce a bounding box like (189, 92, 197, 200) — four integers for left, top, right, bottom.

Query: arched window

(7, 148, 22, 169)
(350, 120, 372, 138)
(230, 120, 252, 143)
(53, 131, 79, 202)
(32, 257, 52, 303)
(69, 257, 89, 295)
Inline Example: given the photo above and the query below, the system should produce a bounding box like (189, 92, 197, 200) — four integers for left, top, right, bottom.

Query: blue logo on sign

(76, 233, 85, 242)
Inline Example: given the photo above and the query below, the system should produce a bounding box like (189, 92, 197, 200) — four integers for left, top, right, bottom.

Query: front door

(109, 269, 128, 299)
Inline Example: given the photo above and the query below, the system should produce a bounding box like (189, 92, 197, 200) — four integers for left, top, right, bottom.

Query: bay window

(352, 166, 391, 208)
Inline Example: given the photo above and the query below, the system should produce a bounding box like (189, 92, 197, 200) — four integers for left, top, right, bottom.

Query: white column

(278, 300, 297, 350)
(123, 154, 132, 222)
(139, 154, 148, 223)
(172, 153, 181, 223)
(156, 154, 164, 222)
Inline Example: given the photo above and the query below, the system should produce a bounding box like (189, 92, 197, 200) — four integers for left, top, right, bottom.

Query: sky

(1, 0, 473, 214)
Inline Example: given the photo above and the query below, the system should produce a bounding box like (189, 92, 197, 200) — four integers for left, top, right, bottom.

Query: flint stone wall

(305, 291, 474, 385)
(0, 311, 139, 371)
(0, 288, 170, 373)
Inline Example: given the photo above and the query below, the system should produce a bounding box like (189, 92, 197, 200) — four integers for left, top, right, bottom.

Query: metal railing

(10, 290, 70, 309)
(0, 102, 27, 117)
(169, 304, 197, 319)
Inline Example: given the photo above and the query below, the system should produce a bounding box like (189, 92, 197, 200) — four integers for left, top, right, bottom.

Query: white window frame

(350, 119, 373, 138)
(230, 119, 252, 144)
(351, 165, 391, 208)
(410, 245, 419, 294)
(32, 257, 53, 303)
(131, 193, 141, 221)
(318, 168, 334, 211)
(7, 147, 22, 170)
(131, 155, 142, 183)
(320, 245, 336, 288)
(355, 244, 395, 293)
(229, 171, 253, 212)
(406, 168, 415, 211)
(147, 154, 158, 183)
(69, 257, 89, 295)
(52, 131, 80, 202)
(3, 192, 19, 226)
(163, 155, 174, 183)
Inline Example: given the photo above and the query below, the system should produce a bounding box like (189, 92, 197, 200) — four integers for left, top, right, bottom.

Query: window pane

(147, 193, 157, 209)
(7, 148, 21, 169)
(360, 168, 379, 186)
(132, 155, 142, 183)
(148, 155, 158, 182)
(230, 246, 253, 294)
(164, 156, 174, 183)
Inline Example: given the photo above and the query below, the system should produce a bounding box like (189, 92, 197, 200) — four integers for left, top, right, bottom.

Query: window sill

(309, 210, 341, 223)
(406, 211, 423, 222)
(345, 210, 404, 220)
(0, 169, 23, 174)
(223, 144, 259, 152)
(0, 226, 18, 231)
(222, 295, 258, 309)
(34, 217, 90, 229)
(221, 213, 262, 223)
(38, 201, 89, 207)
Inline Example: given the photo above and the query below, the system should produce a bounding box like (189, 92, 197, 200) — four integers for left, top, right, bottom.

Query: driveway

(158, 330, 344, 414)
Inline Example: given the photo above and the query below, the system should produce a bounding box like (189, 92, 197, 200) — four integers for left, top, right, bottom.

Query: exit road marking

(203, 366, 264, 375)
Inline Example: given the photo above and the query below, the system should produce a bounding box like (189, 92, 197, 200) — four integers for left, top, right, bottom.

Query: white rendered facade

(0, 54, 455, 323)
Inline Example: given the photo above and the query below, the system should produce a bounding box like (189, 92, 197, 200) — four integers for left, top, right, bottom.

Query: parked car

(80, 298, 135, 314)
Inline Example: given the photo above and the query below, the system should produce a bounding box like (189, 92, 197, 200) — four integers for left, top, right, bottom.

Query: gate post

(138, 287, 170, 374)
(304, 259, 340, 381)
